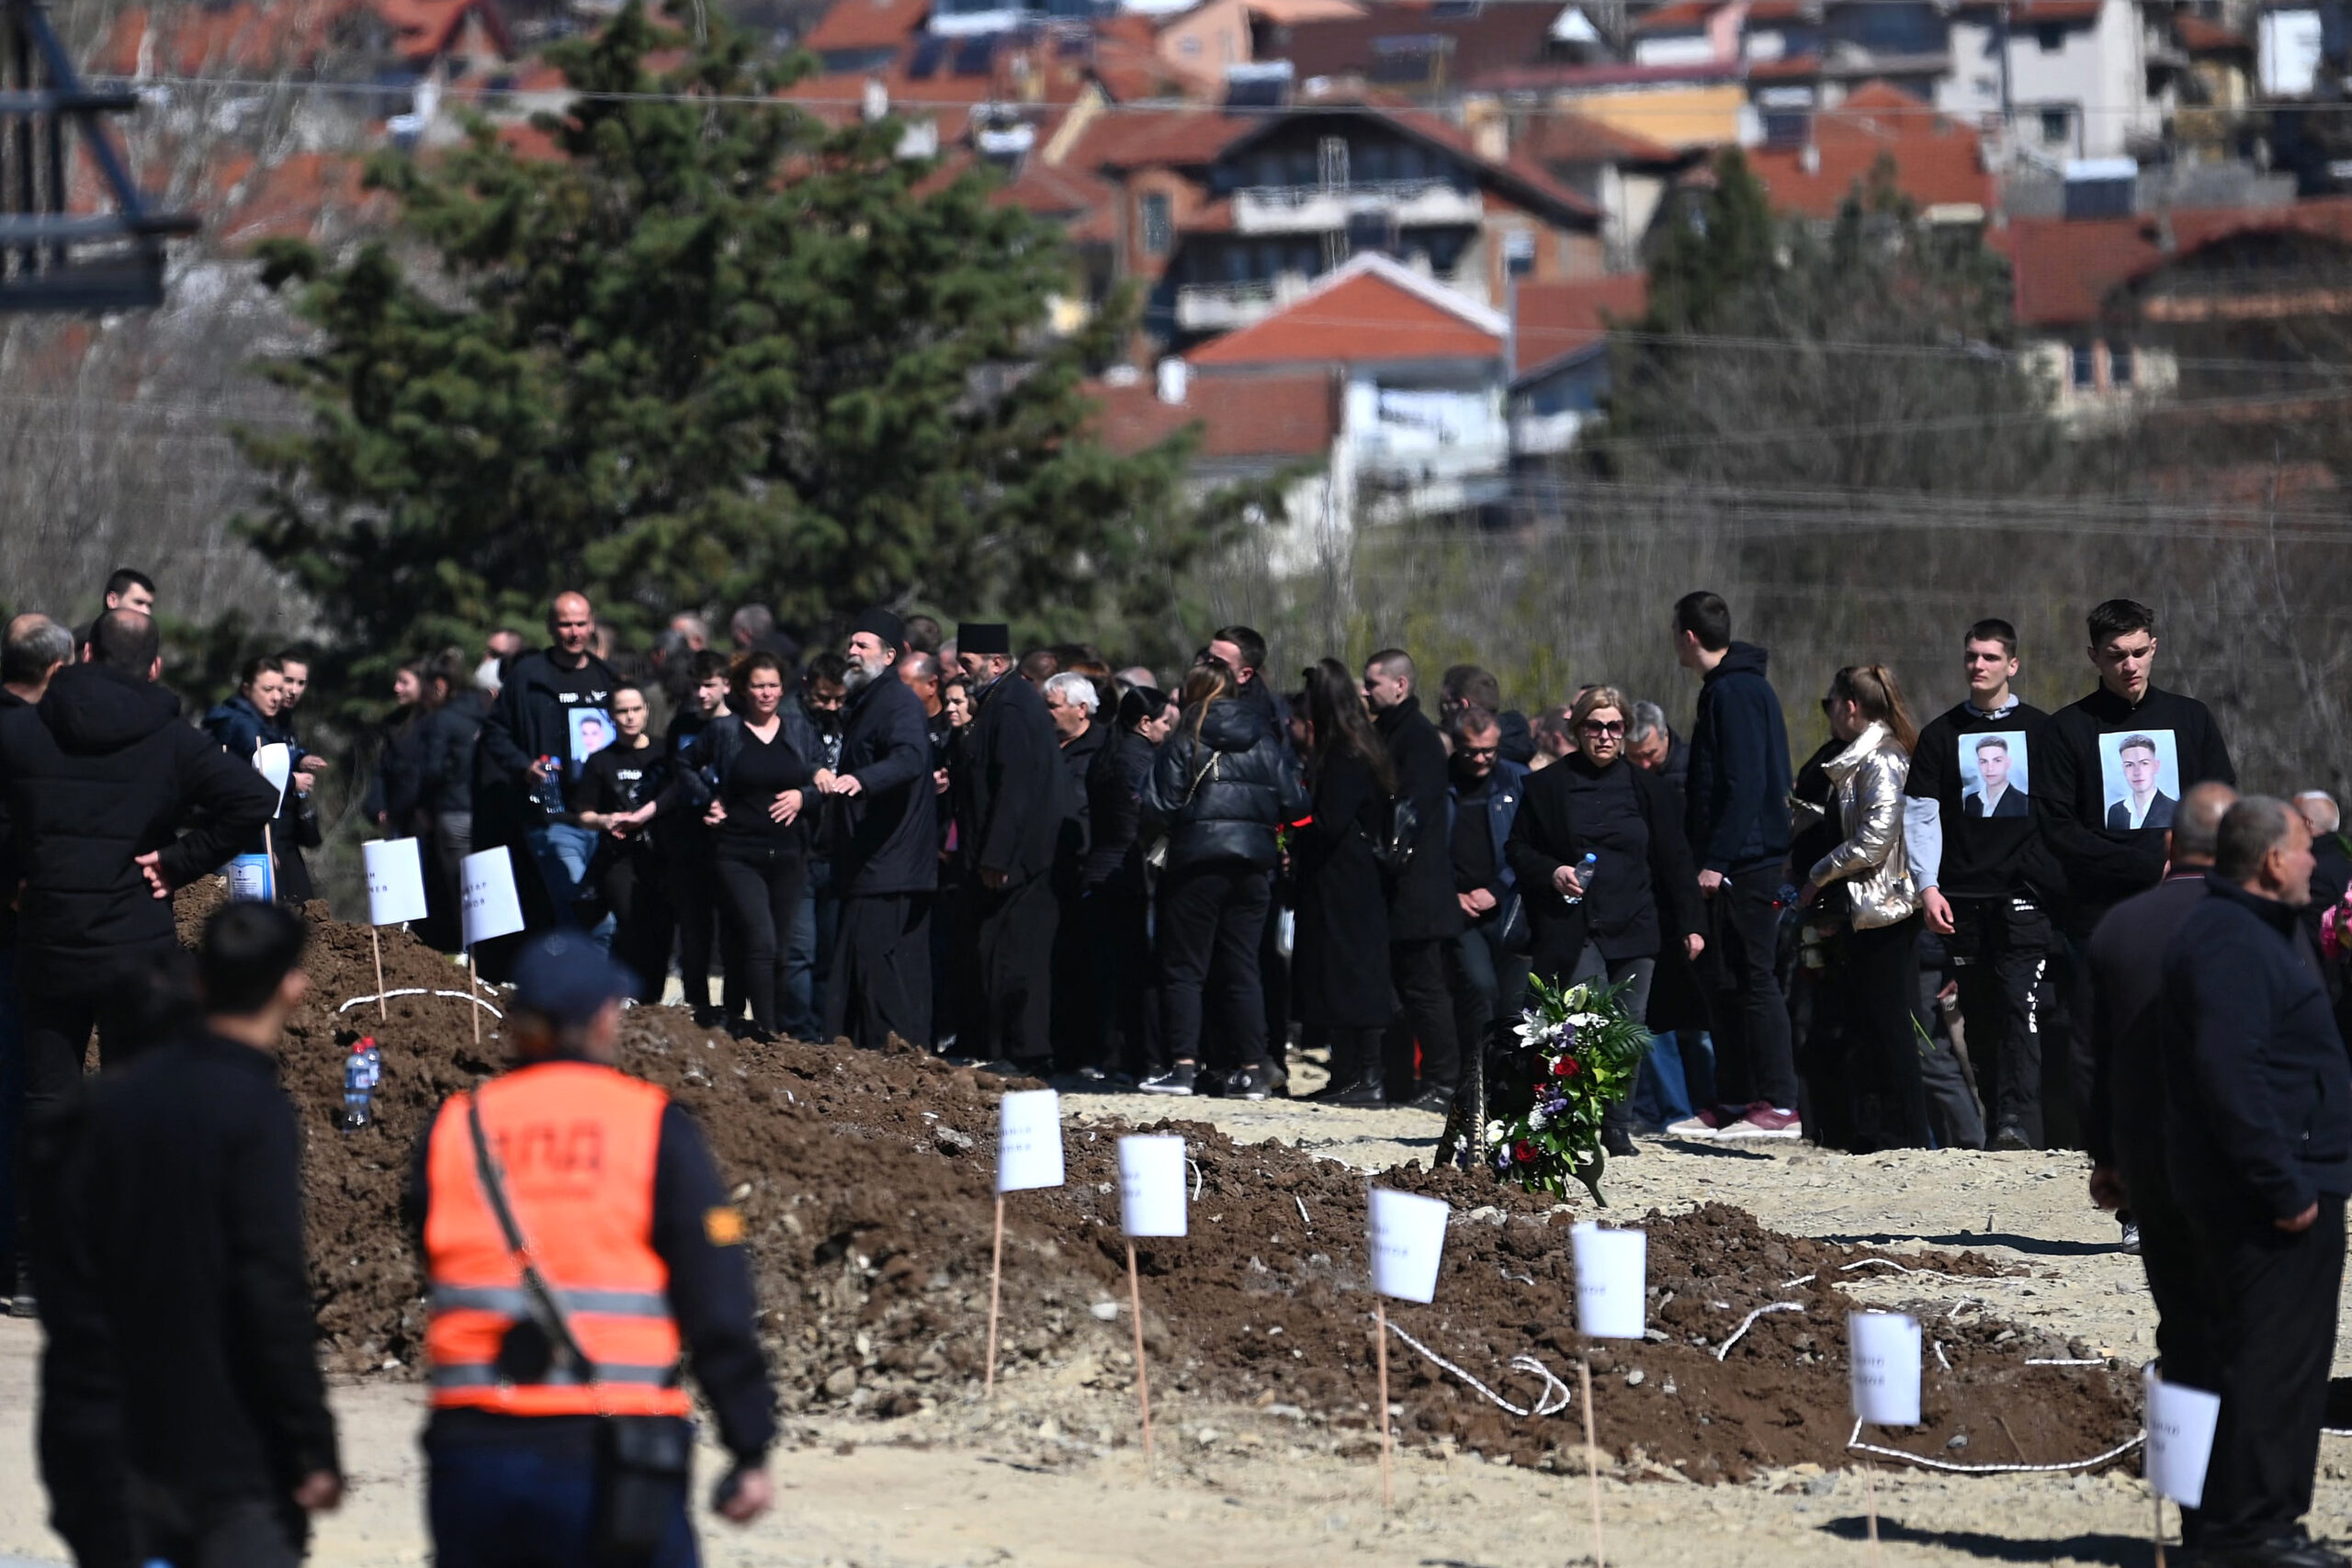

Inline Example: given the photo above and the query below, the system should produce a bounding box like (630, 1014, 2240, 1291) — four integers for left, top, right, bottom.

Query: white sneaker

(1663, 1114, 1722, 1139)
(1715, 1105, 1804, 1140)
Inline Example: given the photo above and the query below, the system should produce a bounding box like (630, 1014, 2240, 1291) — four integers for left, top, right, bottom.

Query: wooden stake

(468, 946, 481, 1044)
(1579, 1352, 1604, 1568)
(1375, 1298, 1393, 1512)
(2154, 1489, 2167, 1568)
(984, 1194, 1006, 1399)
(371, 925, 388, 1021)
(1864, 1460, 1882, 1566)
(1126, 1240, 1154, 1471)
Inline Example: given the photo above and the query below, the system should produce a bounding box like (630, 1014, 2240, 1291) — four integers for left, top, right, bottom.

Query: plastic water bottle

(340, 1037, 381, 1132)
(1564, 851, 1600, 906)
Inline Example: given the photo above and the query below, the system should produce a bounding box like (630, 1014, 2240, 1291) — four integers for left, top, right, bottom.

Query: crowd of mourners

(7, 567, 2352, 1567)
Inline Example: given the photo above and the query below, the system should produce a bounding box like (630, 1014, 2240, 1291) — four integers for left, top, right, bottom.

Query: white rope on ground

(1933, 1340, 1951, 1371)
(337, 989, 504, 1019)
(1840, 1258, 1975, 1283)
(1378, 1317, 1573, 1418)
(1715, 1303, 1805, 1361)
(1846, 1417, 2143, 1475)
(1295, 1195, 1311, 1231)
(1189, 1158, 1203, 1201)
(2026, 1359, 2107, 1367)
(1780, 1273, 1818, 1288)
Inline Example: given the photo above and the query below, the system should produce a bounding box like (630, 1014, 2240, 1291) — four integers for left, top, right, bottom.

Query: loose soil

(187, 886, 2142, 1485)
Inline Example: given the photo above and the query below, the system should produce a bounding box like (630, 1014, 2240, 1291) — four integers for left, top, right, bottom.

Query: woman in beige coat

(1798, 664, 1931, 1148)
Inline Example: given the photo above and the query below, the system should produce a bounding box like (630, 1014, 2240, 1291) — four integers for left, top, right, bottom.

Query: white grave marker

(995, 1089, 1064, 1193)
(364, 838, 430, 927)
(2144, 1366, 2222, 1508)
(460, 847, 526, 947)
(1572, 1222, 1646, 1339)
(253, 741, 291, 811)
(1849, 1312, 1923, 1427)
(1117, 1134, 1187, 1238)
(1368, 1189, 1448, 1304)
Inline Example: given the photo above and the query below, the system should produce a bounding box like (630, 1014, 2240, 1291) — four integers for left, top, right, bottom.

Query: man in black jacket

(477, 592, 622, 939)
(0, 611, 279, 1289)
(953, 623, 1062, 1073)
(1364, 649, 1463, 1111)
(814, 611, 937, 1051)
(2085, 780, 2235, 1420)
(2158, 797, 2350, 1568)
(1905, 618, 2065, 1150)
(1670, 592, 1798, 1136)
(0, 613, 71, 1312)
(39, 901, 342, 1568)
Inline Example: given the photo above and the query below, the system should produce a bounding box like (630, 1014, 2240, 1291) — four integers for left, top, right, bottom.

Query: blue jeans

(527, 823, 615, 947)
(784, 859, 837, 1041)
(1633, 1032, 1695, 1127)
(427, 1432, 697, 1568)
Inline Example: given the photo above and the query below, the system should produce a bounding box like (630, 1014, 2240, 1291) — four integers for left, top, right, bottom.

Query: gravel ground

(5, 1086, 2351, 1567)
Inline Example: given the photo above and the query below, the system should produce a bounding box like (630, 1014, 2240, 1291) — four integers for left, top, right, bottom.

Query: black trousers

(2185, 1195, 2346, 1549)
(713, 844, 807, 1035)
(825, 893, 933, 1051)
(598, 848, 673, 1004)
(1327, 1024, 1388, 1091)
(975, 873, 1057, 1067)
(1156, 862, 1272, 1072)
(2121, 1147, 2210, 1411)
(1383, 938, 1462, 1098)
(1702, 877, 1798, 1111)
(136, 1491, 305, 1568)
(1091, 885, 1157, 1077)
(1948, 893, 2051, 1146)
(667, 844, 737, 1017)
(1049, 876, 1100, 1073)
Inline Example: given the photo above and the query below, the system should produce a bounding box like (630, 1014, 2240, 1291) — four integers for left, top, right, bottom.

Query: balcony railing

(1175, 279, 1282, 332)
(1232, 179, 1486, 234)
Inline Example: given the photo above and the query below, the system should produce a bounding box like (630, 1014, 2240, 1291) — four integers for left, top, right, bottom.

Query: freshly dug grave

(190, 889, 2141, 1483)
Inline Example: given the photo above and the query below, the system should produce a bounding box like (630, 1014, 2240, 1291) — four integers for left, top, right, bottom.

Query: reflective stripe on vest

(423, 1061, 691, 1418)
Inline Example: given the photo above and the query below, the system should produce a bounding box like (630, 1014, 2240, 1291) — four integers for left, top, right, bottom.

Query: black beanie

(849, 607, 905, 653)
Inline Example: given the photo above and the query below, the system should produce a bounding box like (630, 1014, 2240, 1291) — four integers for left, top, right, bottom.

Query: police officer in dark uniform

(950, 622, 1061, 1074)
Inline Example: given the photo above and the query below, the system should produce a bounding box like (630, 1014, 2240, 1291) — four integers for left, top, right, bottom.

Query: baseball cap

(511, 932, 638, 1029)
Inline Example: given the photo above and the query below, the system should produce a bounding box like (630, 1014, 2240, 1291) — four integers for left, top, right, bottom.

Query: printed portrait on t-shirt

(1957, 731, 2030, 820)
(568, 707, 616, 769)
(2098, 729, 2180, 831)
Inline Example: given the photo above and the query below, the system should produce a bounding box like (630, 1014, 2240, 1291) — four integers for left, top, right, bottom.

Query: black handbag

(1365, 794, 1419, 879)
(463, 1098, 691, 1562)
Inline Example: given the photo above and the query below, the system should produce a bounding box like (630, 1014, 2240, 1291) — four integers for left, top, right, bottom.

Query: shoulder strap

(463, 1090, 595, 1380)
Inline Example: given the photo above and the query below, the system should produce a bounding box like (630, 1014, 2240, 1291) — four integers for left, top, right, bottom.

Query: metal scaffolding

(2, 0, 195, 311)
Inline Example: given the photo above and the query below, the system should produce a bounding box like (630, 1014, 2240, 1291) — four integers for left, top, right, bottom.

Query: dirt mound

(195, 889, 2140, 1483)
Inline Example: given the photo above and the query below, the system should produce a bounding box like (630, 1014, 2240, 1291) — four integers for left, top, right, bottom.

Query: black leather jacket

(1142, 699, 1306, 873)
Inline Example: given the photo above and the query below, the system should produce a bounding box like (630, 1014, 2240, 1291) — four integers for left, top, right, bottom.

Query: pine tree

(235, 3, 1234, 714)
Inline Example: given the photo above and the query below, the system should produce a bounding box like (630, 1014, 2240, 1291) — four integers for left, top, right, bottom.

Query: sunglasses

(1580, 720, 1625, 735)
(1463, 744, 1499, 758)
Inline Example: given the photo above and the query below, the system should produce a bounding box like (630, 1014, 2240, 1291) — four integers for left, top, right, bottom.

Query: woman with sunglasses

(1506, 684, 1704, 1156)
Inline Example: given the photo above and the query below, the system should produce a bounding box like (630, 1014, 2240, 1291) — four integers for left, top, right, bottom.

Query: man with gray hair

(2156, 795, 2348, 1568)
(1623, 700, 1687, 795)
(2293, 791, 2350, 930)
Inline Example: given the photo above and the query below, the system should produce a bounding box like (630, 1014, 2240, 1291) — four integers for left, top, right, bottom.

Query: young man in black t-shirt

(1905, 619, 2064, 1149)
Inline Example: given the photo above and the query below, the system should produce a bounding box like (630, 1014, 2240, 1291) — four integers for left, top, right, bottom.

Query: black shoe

(1402, 1084, 1455, 1114)
(1328, 1077, 1389, 1108)
(1227, 1066, 1272, 1101)
(1138, 1065, 1197, 1096)
(2199, 1535, 2351, 1568)
(1602, 1124, 1639, 1158)
(691, 1006, 725, 1029)
(1992, 1123, 2035, 1151)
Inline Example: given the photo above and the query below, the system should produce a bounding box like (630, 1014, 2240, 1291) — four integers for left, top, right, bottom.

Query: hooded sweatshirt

(1684, 642, 1793, 874)
(0, 665, 279, 969)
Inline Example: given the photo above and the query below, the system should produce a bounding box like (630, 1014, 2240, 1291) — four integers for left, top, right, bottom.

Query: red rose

(1513, 1140, 1535, 1163)
(1553, 1055, 1580, 1077)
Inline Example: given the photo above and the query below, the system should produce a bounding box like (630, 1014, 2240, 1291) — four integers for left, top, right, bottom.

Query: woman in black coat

(1506, 684, 1704, 1153)
(1292, 658, 1400, 1106)
(1138, 661, 1306, 1100)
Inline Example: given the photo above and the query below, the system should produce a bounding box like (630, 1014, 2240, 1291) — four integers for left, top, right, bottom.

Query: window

(2040, 107, 2070, 145)
(1139, 193, 1172, 256)
(2037, 23, 2064, 51)
(2109, 343, 2134, 388)
(1179, 33, 1200, 53)
(2071, 344, 2097, 389)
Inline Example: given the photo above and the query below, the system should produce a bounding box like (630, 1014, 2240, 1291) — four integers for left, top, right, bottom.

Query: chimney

(1800, 142, 1819, 175)
(1157, 357, 1190, 405)
(862, 76, 888, 122)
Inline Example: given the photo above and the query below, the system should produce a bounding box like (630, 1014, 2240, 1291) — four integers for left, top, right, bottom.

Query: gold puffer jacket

(1810, 722, 1918, 931)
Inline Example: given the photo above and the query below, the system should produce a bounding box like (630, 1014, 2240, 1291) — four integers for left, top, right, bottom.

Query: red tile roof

(1063, 107, 1260, 170)
(998, 155, 1116, 218)
(803, 0, 929, 54)
(2004, 0, 2100, 21)
(1091, 372, 1338, 458)
(1521, 111, 1683, 167)
(1277, 0, 1576, 86)
(1466, 58, 1745, 90)
(1188, 257, 1505, 367)
(1511, 271, 1648, 376)
(1998, 199, 2352, 328)
(1746, 52, 1821, 81)
(373, 0, 510, 62)
(99, 0, 340, 76)
(2174, 14, 2251, 52)
(1633, 0, 1723, 32)
(212, 152, 394, 247)
(1744, 0, 1814, 21)
(1746, 79, 1990, 219)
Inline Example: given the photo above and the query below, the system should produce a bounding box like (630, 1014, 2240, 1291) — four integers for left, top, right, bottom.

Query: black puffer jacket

(1142, 700, 1306, 873)
(0, 665, 279, 969)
